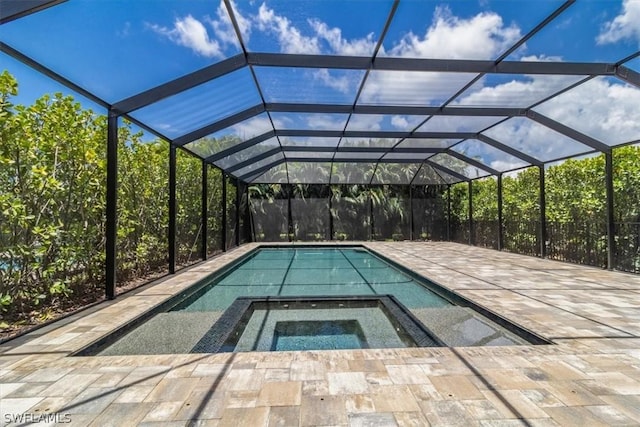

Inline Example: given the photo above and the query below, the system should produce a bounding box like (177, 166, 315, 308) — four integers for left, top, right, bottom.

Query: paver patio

(2, 242, 640, 426)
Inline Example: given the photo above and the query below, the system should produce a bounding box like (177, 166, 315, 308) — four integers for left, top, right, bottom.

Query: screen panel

(185, 113, 274, 159)
(371, 185, 410, 240)
(417, 116, 505, 133)
(330, 162, 376, 184)
(255, 67, 364, 104)
(371, 163, 422, 185)
(130, 68, 261, 139)
(380, 0, 564, 60)
(271, 112, 350, 130)
(346, 114, 425, 132)
(232, 0, 393, 56)
(287, 162, 332, 184)
(450, 139, 530, 172)
(533, 76, 640, 147)
(454, 74, 586, 108)
(428, 153, 491, 179)
(482, 117, 595, 162)
(214, 137, 281, 170)
(0, 0, 243, 102)
(339, 137, 400, 148)
(291, 185, 331, 241)
(359, 70, 478, 106)
(505, 0, 639, 63)
(249, 185, 289, 241)
(331, 185, 371, 241)
(249, 162, 289, 183)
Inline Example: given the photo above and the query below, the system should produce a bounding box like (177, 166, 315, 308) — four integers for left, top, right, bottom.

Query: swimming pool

(83, 246, 547, 355)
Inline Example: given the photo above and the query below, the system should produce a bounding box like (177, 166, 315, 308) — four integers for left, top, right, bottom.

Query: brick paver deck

(2, 242, 640, 426)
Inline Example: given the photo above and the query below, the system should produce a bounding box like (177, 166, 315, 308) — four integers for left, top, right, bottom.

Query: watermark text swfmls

(4, 413, 72, 424)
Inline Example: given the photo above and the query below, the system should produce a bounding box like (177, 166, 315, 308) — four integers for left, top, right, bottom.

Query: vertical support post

(497, 174, 504, 251)
(409, 186, 414, 241)
(201, 162, 208, 260)
(221, 172, 227, 252)
(369, 188, 374, 240)
(243, 183, 253, 243)
(539, 165, 547, 258)
(168, 144, 176, 273)
(468, 180, 474, 246)
(328, 188, 334, 240)
(105, 111, 118, 299)
(446, 184, 451, 241)
(235, 179, 240, 247)
(605, 150, 615, 270)
(287, 184, 293, 242)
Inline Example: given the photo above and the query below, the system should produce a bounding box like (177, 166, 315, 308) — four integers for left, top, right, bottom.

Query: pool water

(173, 247, 451, 312)
(271, 320, 367, 351)
(92, 247, 538, 355)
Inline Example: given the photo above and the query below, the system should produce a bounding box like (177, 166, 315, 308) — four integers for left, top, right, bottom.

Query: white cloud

(360, 70, 476, 105)
(391, 115, 409, 129)
(390, 115, 425, 130)
(534, 77, 640, 145)
(360, 7, 523, 106)
(420, 116, 500, 133)
(309, 19, 376, 56)
(305, 114, 346, 130)
(117, 21, 131, 38)
(483, 117, 593, 162)
(520, 54, 564, 62)
(230, 115, 274, 139)
(210, 0, 250, 48)
(455, 74, 583, 107)
(149, 15, 223, 58)
(148, 2, 248, 58)
(312, 69, 353, 94)
(387, 6, 521, 59)
(490, 158, 525, 173)
(254, 3, 378, 57)
(597, 0, 640, 45)
(346, 114, 384, 131)
(255, 3, 320, 54)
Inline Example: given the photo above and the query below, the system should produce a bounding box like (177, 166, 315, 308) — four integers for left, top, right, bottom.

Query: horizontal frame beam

(476, 134, 542, 167)
(238, 157, 286, 181)
(206, 130, 276, 163)
(248, 52, 617, 76)
(283, 146, 447, 153)
(424, 160, 469, 182)
(225, 147, 282, 173)
(526, 111, 611, 153)
(445, 150, 500, 175)
(0, 0, 65, 24)
(1, 42, 110, 109)
(283, 157, 424, 164)
(174, 104, 265, 146)
(266, 103, 526, 117)
(277, 129, 477, 139)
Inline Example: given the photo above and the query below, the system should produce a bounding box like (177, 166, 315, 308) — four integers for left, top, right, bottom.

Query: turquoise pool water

(173, 247, 451, 312)
(91, 246, 538, 355)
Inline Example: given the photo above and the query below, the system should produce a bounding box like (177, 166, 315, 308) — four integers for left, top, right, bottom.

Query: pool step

(411, 307, 525, 347)
(99, 311, 222, 355)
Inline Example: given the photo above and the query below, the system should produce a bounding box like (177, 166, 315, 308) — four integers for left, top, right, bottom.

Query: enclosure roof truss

(2, 0, 639, 185)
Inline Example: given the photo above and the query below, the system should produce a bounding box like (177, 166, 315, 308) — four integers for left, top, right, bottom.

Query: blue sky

(1, 0, 639, 176)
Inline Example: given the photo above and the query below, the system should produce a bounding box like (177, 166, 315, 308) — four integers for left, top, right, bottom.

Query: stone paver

(1, 242, 640, 426)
